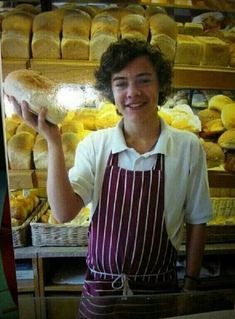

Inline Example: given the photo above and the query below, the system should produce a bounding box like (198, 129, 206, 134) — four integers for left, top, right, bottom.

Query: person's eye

(138, 77, 152, 84)
(114, 81, 127, 88)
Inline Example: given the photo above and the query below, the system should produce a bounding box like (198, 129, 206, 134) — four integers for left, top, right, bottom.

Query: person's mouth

(126, 102, 145, 109)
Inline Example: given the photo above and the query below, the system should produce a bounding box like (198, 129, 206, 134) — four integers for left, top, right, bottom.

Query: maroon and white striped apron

(79, 152, 178, 318)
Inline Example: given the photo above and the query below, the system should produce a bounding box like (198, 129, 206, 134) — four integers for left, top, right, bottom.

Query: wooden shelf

(17, 279, 35, 293)
(44, 284, 83, 292)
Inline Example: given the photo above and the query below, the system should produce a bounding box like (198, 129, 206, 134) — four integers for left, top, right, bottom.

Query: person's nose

(126, 81, 141, 98)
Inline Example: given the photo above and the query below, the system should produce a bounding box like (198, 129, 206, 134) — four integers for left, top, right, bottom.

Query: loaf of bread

(126, 4, 145, 16)
(195, 36, 230, 67)
(197, 108, 221, 127)
(33, 135, 48, 169)
(8, 132, 35, 169)
(184, 22, 204, 36)
(15, 3, 41, 15)
(4, 69, 68, 125)
(145, 6, 167, 19)
(91, 14, 119, 38)
(202, 141, 225, 168)
(150, 13, 178, 40)
(120, 14, 149, 41)
(32, 11, 63, 59)
(16, 122, 37, 136)
(89, 32, 117, 61)
(62, 36, 89, 60)
(1, 11, 34, 58)
(5, 117, 20, 141)
(98, 7, 134, 21)
(175, 35, 202, 65)
(62, 11, 91, 38)
(150, 34, 176, 62)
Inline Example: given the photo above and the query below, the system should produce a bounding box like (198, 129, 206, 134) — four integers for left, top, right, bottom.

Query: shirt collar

(111, 118, 172, 156)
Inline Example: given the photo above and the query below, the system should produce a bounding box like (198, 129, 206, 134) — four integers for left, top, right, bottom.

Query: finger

(21, 101, 38, 129)
(9, 96, 22, 117)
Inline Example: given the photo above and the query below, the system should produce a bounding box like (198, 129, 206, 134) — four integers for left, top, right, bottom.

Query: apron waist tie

(112, 273, 134, 296)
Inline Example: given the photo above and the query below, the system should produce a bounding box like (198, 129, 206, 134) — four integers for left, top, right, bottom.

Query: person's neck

(123, 116, 161, 154)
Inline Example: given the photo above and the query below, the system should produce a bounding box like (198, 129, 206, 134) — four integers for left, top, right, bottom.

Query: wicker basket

(12, 200, 48, 248)
(30, 207, 88, 247)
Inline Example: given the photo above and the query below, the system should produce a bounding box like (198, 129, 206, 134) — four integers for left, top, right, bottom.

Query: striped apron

(79, 153, 178, 318)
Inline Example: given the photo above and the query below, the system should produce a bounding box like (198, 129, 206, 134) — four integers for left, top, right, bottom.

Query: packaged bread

(184, 22, 204, 36)
(195, 36, 230, 67)
(175, 35, 202, 65)
(32, 11, 63, 59)
(218, 129, 235, 150)
(8, 132, 35, 169)
(120, 14, 149, 41)
(151, 34, 176, 62)
(33, 135, 48, 169)
(62, 132, 81, 169)
(1, 11, 34, 58)
(150, 13, 178, 40)
(202, 141, 225, 168)
(221, 103, 235, 130)
(89, 32, 117, 61)
(208, 94, 233, 112)
(4, 69, 68, 125)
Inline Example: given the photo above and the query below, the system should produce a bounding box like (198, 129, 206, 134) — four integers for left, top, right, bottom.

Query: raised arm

(9, 97, 84, 222)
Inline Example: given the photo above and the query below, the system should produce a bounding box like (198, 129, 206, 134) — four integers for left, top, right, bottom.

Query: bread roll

(202, 141, 225, 168)
(8, 132, 35, 169)
(198, 108, 221, 127)
(218, 129, 235, 150)
(150, 13, 178, 40)
(221, 103, 235, 130)
(208, 94, 233, 112)
(33, 135, 48, 169)
(4, 69, 68, 125)
(201, 118, 225, 137)
(175, 35, 202, 65)
(120, 14, 149, 41)
(16, 122, 37, 136)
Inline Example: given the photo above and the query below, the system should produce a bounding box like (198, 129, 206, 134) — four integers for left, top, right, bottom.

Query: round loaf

(4, 69, 67, 124)
(218, 129, 235, 150)
(221, 103, 235, 130)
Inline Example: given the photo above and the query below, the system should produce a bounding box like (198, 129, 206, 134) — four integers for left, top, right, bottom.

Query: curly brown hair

(94, 38, 172, 106)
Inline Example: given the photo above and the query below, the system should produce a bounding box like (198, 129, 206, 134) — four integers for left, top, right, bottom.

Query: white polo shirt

(69, 119, 212, 250)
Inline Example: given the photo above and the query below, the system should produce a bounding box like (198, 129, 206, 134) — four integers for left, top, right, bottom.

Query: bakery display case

(1, 1, 235, 318)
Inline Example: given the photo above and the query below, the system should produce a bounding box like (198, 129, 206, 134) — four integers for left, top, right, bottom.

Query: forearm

(184, 223, 206, 290)
(47, 138, 83, 222)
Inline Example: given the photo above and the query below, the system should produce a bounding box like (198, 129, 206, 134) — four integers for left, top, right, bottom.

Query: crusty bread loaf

(61, 36, 89, 60)
(91, 14, 119, 38)
(89, 32, 117, 61)
(195, 36, 230, 67)
(150, 13, 178, 40)
(33, 135, 48, 169)
(8, 132, 35, 169)
(202, 141, 225, 168)
(120, 14, 149, 41)
(197, 108, 221, 127)
(175, 34, 202, 65)
(4, 69, 67, 124)
(150, 34, 176, 62)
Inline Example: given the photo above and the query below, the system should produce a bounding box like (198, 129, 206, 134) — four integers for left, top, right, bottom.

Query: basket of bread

(10, 190, 48, 247)
(30, 205, 89, 247)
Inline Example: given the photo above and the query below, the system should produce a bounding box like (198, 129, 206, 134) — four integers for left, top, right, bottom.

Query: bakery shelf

(8, 169, 235, 190)
(17, 279, 35, 293)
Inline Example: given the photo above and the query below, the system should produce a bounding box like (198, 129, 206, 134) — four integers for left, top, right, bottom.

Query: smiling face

(111, 56, 159, 124)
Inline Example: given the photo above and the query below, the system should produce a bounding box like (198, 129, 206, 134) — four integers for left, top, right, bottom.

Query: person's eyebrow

(112, 72, 153, 82)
